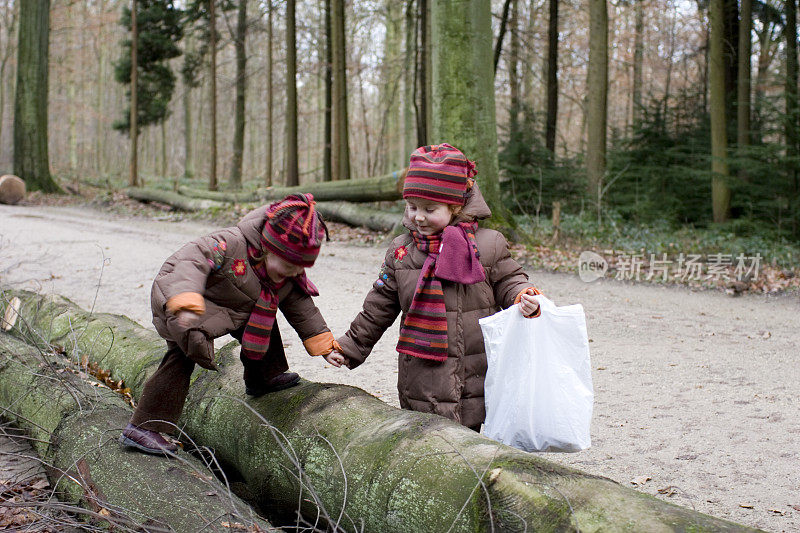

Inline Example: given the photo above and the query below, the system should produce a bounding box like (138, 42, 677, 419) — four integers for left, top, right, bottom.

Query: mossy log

(177, 186, 260, 203)
(126, 187, 226, 211)
(258, 169, 406, 203)
(314, 201, 401, 232)
(0, 332, 272, 532)
(0, 289, 759, 533)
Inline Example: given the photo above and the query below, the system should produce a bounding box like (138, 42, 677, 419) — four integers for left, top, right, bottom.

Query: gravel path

(1, 203, 798, 532)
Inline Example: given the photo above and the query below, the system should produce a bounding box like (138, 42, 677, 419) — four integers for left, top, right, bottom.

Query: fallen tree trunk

(177, 186, 260, 204)
(0, 289, 757, 532)
(126, 187, 226, 212)
(315, 201, 401, 232)
(258, 169, 406, 203)
(0, 332, 272, 532)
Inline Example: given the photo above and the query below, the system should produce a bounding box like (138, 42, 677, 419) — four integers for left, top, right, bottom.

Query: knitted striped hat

(261, 194, 328, 267)
(402, 143, 477, 205)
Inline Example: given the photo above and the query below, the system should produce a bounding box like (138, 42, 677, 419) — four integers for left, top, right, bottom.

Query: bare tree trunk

(710, 0, 731, 222)
(230, 0, 247, 189)
(331, 0, 350, 180)
(265, 0, 273, 186)
(786, 0, 799, 199)
(631, 0, 643, 128)
(403, 0, 416, 157)
(493, 0, 512, 74)
(183, 78, 194, 179)
(508, 0, 520, 138)
(129, 0, 138, 188)
(323, 0, 332, 181)
(161, 119, 167, 178)
(209, 0, 218, 191)
(545, 0, 559, 154)
(416, 0, 428, 146)
(736, 0, 751, 177)
(285, 0, 299, 186)
(586, 0, 608, 210)
(753, 22, 777, 144)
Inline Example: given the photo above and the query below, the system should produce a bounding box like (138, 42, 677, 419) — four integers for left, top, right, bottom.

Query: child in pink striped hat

(332, 144, 542, 431)
(120, 194, 338, 455)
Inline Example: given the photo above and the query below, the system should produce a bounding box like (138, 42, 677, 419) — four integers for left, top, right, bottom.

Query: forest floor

(1, 198, 798, 532)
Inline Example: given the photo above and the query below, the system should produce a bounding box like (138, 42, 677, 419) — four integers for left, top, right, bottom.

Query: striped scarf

(397, 222, 482, 362)
(240, 244, 319, 361)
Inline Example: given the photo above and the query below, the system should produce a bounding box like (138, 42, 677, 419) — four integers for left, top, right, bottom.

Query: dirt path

(1, 204, 797, 532)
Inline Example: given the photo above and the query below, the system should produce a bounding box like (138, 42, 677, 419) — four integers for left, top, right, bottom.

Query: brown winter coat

(151, 205, 330, 353)
(336, 185, 534, 428)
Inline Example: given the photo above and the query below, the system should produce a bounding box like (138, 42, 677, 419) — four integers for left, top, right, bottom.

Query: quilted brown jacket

(336, 185, 535, 428)
(150, 206, 330, 354)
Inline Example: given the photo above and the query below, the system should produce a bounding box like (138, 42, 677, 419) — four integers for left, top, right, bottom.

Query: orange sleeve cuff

(304, 331, 335, 356)
(514, 287, 542, 318)
(166, 292, 206, 315)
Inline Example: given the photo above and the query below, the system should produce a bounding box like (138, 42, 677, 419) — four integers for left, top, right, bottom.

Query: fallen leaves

(630, 475, 651, 486)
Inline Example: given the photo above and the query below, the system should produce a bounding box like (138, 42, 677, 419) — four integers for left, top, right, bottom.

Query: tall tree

(230, 0, 247, 189)
(323, 0, 332, 181)
(265, 0, 274, 186)
(586, 0, 608, 208)
(786, 0, 799, 196)
(114, 0, 183, 184)
(753, 1, 780, 143)
(285, 0, 299, 186)
(416, 0, 429, 146)
(493, 0, 512, 74)
(737, 0, 752, 170)
(545, 0, 560, 154)
(209, 0, 218, 190)
(508, 0, 520, 139)
(379, 0, 405, 172)
(181, 37, 203, 179)
(14, 0, 57, 192)
(710, 0, 731, 222)
(404, 0, 417, 158)
(429, 0, 502, 216)
(331, 0, 350, 180)
(631, 0, 644, 128)
(129, 0, 139, 186)
(0, 1, 17, 157)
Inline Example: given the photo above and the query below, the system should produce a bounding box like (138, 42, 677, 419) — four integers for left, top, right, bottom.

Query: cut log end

(0, 175, 26, 205)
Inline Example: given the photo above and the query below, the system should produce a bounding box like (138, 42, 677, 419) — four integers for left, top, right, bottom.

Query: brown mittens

(186, 330, 218, 370)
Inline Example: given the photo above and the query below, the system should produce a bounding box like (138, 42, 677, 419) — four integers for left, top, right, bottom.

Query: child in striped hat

(333, 144, 541, 431)
(120, 194, 338, 455)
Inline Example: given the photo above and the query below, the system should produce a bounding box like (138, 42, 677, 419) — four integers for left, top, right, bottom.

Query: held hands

(518, 292, 540, 318)
(323, 339, 349, 368)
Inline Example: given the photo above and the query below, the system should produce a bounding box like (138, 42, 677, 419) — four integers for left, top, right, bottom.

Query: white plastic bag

(479, 296, 593, 452)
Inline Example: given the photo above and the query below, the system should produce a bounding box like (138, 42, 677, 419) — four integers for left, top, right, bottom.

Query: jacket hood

(237, 205, 269, 249)
(402, 180, 492, 231)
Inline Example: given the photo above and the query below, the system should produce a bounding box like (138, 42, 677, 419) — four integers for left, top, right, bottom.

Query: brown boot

(119, 423, 178, 455)
(245, 371, 301, 397)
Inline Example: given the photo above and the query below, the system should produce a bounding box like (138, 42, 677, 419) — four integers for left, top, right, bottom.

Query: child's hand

(324, 351, 347, 368)
(519, 292, 540, 317)
(177, 310, 201, 329)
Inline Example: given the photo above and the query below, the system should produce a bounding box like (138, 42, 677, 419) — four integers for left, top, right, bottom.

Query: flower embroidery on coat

(210, 239, 227, 270)
(394, 246, 408, 262)
(232, 258, 247, 277)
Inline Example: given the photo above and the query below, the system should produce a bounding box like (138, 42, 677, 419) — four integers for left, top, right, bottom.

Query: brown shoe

(119, 423, 178, 455)
(245, 372, 301, 397)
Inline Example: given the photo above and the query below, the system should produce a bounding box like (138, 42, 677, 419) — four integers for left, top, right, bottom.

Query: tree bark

(331, 0, 351, 181)
(0, 333, 271, 532)
(545, 0, 559, 154)
(285, 0, 299, 186)
(0, 290, 757, 533)
(209, 0, 218, 191)
(13, 0, 56, 192)
(586, 0, 608, 210)
(403, 0, 417, 158)
(710, 0, 731, 222)
(508, 0, 520, 138)
(183, 69, 194, 179)
(230, 0, 247, 189)
(430, 0, 503, 220)
(416, 0, 429, 146)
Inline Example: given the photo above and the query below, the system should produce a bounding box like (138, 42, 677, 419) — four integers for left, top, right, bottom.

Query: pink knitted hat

(402, 143, 477, 205)
(261, 194, 328, 267)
